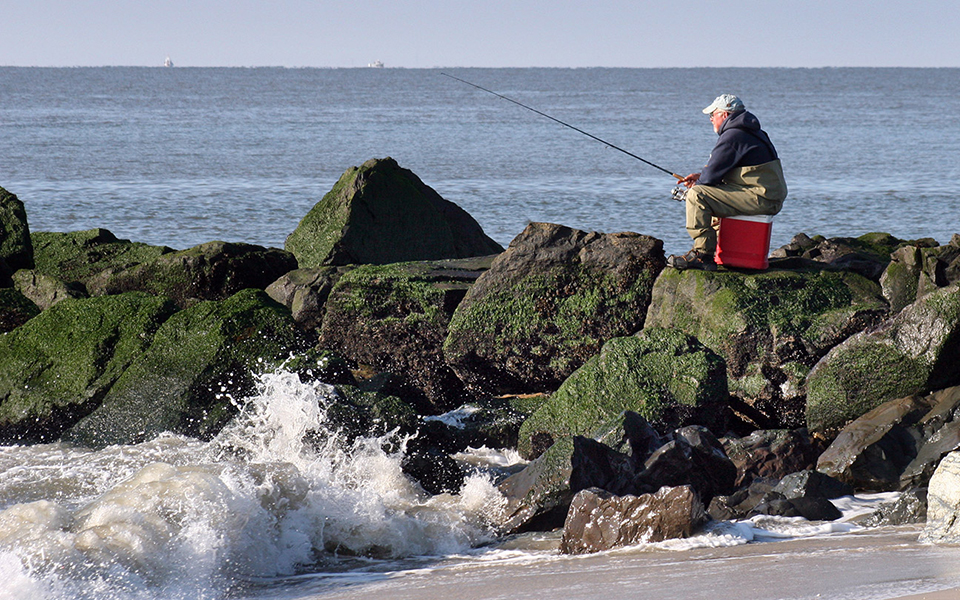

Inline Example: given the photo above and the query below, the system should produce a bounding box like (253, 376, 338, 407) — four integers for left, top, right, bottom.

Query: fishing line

(441, 72, 682, 180)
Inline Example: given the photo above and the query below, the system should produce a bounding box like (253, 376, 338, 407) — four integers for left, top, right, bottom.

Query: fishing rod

(441, 72, 682, 180)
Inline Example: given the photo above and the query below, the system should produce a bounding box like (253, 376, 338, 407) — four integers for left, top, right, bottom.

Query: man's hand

(679, 173, 701, 188)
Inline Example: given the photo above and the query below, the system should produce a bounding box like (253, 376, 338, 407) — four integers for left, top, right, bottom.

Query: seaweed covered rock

(516, 328, 728, 459)
(285, 157, 503, 267)
(0, 187, 34, 273)
(881, 235, 960, 313)
(0, 288, 40, 333)
(31, 228, 172, 288)
(88, 241, 298, 309)
(0, 293, 179, 443)
(806, 283, 960, 433)
(646, 264, 888, 428)
(62, 289, 308, 447)
(444, 222, 665, 396)
(319, 256, 494, 413)
(770, 232, 928, 281)
(12, 269, 86, 311)
(266, 266, 351, 329)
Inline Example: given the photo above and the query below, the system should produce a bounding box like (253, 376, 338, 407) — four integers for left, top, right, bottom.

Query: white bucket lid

(723, 214, 774, 224)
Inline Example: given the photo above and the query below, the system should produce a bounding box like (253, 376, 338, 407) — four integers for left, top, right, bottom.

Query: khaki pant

(685, 159, 788, 254)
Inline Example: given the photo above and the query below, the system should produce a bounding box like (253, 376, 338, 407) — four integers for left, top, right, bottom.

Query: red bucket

(715, 214, 774, 270)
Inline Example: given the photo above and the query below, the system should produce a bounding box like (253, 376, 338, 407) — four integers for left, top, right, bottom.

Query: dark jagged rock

(31, 228, 172, 287)
(0, 293, 179, 443)
(319, 257, 494, 413)
(444, 222, 665, 396)
(772, 469, 854, 500)
(708, 477, 780, 520)
(636, 426, 738, 506)
(646, 262, 888, 428)
(0, 187, 34, 273)
(88, 240, 298, 309)
(62, 289, 309, 447)
(285, 157, 503, 268)
(497, 437, 577, 534)
(0, 288, 40, 333)
(12, 269, 87, 311)
(881, 236, 960, 313)
(516, 328, 727, 459)
(265, 266, 351, 329)
(770, 232, 931, 282)
(559, 486, 707, 554)
(858, 488, 927, 526)
(806, 284, 960, 433)
(721, 429, 821, 487)
(753, 496, 842, 521)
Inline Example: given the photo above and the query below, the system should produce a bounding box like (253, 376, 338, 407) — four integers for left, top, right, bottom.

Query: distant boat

(368, 60, 384, 68)
(164, 57, 174, 67)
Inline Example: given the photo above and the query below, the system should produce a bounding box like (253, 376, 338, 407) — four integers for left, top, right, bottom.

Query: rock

(0, 293, 179, 443)
(646, 262, 888, 428)
(806, 283, 960, 433)
(772, 470, 854, 500)
(444, 222, 665, 396)
(11, 269, 87, 311)
(0, 288, 40, 333)
(419, 394, 545, 455)
(497, 437, 577, 534)
(636, 426, 738, 506)
(285, 157, 503, 268)
(770, 232, 926, 282)
(568, 435, 639, 497)
(559, 486, 707, 554)
(0, 187, 34, 273)
(319, 257, 493, 413)
(721, 429, 821, 487)
(31, 228, 172, 288)
(516, 328, 728, 459)
(88, 240, 298, 309)
(61, 289, 308, 447)
(900, 387, 960, 490)
(858, 488, 927, 526)
(753, 496, 842, 521)
(265, 266, 350, 329)
(708, 477, 780, 520)
(881, 236, 960, 313)
(920, 451, 960, 543)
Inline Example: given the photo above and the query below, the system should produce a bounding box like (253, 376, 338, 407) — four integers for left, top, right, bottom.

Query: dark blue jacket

(698, 110, 779, 186)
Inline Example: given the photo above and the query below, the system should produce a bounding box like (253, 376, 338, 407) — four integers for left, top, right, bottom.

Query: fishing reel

(670, 185, 687, 202)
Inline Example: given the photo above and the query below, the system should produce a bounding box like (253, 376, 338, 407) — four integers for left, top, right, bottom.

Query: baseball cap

(702, 94, 745, 114)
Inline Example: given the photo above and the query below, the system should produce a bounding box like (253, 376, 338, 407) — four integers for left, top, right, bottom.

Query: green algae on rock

(0, 287, 41, 333)
(0, 187, 34, 273)
(285, 157, 503, 268)
(0, 293, 179, 443)
(31, 228, 173, 286)
(515, 328, 728, 459)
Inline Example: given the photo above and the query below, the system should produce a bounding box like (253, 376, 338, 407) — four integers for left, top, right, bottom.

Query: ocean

(2, 67, 960, 600)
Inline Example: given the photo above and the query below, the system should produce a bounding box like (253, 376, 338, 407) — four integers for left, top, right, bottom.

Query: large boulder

(62, 289, 308, 447)
(881, 236, 960, 313)
(721, 429, 821, 487)
(0, 288, 40, 333)
(318, 257, 493, 413)
(806, 283, 960, 433)
(87, 241, 298, 309)
(0, 293, 179, 443)
(920, 451, 960, 544)
(516, 328, 728, 459)
(646, 263, 889, 428)
(559, 486, 706, 554)
(285, 157, 503, 268)
(444, 222, 666, 396)
(31, 228, 172, 288)
(12, 269, 86, 311)
(0, 187, 33, 273)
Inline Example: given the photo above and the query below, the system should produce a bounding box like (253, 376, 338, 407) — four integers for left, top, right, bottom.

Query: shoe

(666, 249, 717, 271)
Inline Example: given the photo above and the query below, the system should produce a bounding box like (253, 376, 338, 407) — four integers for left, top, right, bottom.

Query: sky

(1, 0, 958, 68)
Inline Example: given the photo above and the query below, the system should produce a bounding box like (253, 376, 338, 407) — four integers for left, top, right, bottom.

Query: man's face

(709, 110, 730, 134)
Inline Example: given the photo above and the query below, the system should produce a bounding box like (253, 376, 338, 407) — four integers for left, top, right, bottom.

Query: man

(667, 94, 788, 271)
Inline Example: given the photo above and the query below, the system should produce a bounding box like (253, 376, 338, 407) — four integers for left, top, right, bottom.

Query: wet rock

(444, 222, 665, 396)
(497, 437, 577, 534)
(11, 269, 86, 311)
(636, 426, 738, 506)
(772, 470, 854, 500)
(516, 328, 727, 459)
(0, 288, 39, 333)
(858, 488, 927, 526)
(319, 257, 494, 413)
(806, 284, 960, 433)
(920, 451, 960, 544)
(0, 293, 179, 443)
(62, 289, 309, 447)
(559, 485, 707, 554)
(417, 394, 544, 454)
(721, 429, 821, 487)
(708, 477, 780, 520)
(31, 228, 172, 288)
(646, 262, 888, 428)
(265, 266, 350, 329)
(770, 232, 926, 282)
(0, 187, 34, 273)
(752, 496, 842, 521)
(881, 236, 960, 313)
(285, 157, 503, 268)
(88, 240, 297, 309)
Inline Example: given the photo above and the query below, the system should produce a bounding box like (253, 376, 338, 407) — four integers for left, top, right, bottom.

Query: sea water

(3, 68, 960, 600)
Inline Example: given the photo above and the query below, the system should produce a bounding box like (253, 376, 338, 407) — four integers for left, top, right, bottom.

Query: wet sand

(290, 526, 960, 600)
